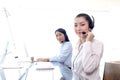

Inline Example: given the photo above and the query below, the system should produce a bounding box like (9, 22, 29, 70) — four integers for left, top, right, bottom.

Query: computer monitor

(0, 41, 9, 80)
(0, 41, 9, 64)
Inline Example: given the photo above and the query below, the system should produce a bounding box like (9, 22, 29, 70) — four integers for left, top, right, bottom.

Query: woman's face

(74, 16, 90, 38)
(55, 31, 65, 43)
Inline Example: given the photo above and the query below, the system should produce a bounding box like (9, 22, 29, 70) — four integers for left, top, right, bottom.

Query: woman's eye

(74, 24, 77, 27)
(80, 24, 85, 26)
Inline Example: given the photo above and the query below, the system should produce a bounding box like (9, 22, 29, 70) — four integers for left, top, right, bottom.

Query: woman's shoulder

(64, 41, 72, 44)
(92, 39, 104, 46)
(63, 42, 72, 47)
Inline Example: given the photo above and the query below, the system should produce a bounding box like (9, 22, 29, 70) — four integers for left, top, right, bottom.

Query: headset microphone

(82, 32, 86, 34)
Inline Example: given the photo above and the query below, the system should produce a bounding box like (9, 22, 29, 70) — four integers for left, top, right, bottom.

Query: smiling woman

(72, 13, 104, 80)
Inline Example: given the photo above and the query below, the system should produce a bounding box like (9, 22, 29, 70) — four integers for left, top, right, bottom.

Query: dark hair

(55, 28, 70, 42)
(75, 13, 95, 30)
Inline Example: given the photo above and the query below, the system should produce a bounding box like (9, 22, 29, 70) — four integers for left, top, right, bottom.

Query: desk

(2, 61, 31, 80)
(2, 61, 72, 80)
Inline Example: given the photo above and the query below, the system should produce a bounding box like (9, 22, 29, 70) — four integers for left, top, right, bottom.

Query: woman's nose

(76, 26, 81, 31)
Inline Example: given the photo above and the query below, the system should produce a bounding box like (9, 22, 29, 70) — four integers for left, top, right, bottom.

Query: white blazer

(72, 39, 104, 80)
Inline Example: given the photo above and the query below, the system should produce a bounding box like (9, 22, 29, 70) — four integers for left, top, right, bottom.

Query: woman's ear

(89, 28, 91, 32)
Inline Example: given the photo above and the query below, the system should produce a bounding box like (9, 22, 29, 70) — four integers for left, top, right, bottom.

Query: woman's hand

(86, 32, 94, 42)
(37, 58, 49, 62)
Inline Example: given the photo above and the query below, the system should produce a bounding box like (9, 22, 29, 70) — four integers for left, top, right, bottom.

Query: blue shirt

(50, 42, 72, 67)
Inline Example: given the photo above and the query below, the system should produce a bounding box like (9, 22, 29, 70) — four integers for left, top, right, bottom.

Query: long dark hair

(75, 13, 95, 30)
(55, 28, 70, 42)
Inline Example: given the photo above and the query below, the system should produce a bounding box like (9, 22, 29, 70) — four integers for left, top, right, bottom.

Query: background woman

(37, 28, 73, 80)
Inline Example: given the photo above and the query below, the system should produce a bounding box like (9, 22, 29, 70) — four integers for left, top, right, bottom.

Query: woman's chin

(77, 35, 82, 38)
(59, 41, 64, 43)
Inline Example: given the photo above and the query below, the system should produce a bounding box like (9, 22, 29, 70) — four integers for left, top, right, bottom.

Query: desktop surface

(2, 61, 72, 80)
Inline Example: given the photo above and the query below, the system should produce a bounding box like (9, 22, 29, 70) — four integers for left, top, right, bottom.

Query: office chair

(103, 61, 120, 80)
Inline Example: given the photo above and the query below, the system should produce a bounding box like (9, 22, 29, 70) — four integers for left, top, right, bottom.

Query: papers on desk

(35, 62, 54, 70)
(1, 57, 32, 70)
(1, 59, 22, 69)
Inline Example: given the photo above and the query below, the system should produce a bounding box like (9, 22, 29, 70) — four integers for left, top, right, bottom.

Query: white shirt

(72, 39, 103, 80)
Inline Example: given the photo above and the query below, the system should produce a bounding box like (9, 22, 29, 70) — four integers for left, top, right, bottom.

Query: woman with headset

(72, 13, 104, 80)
